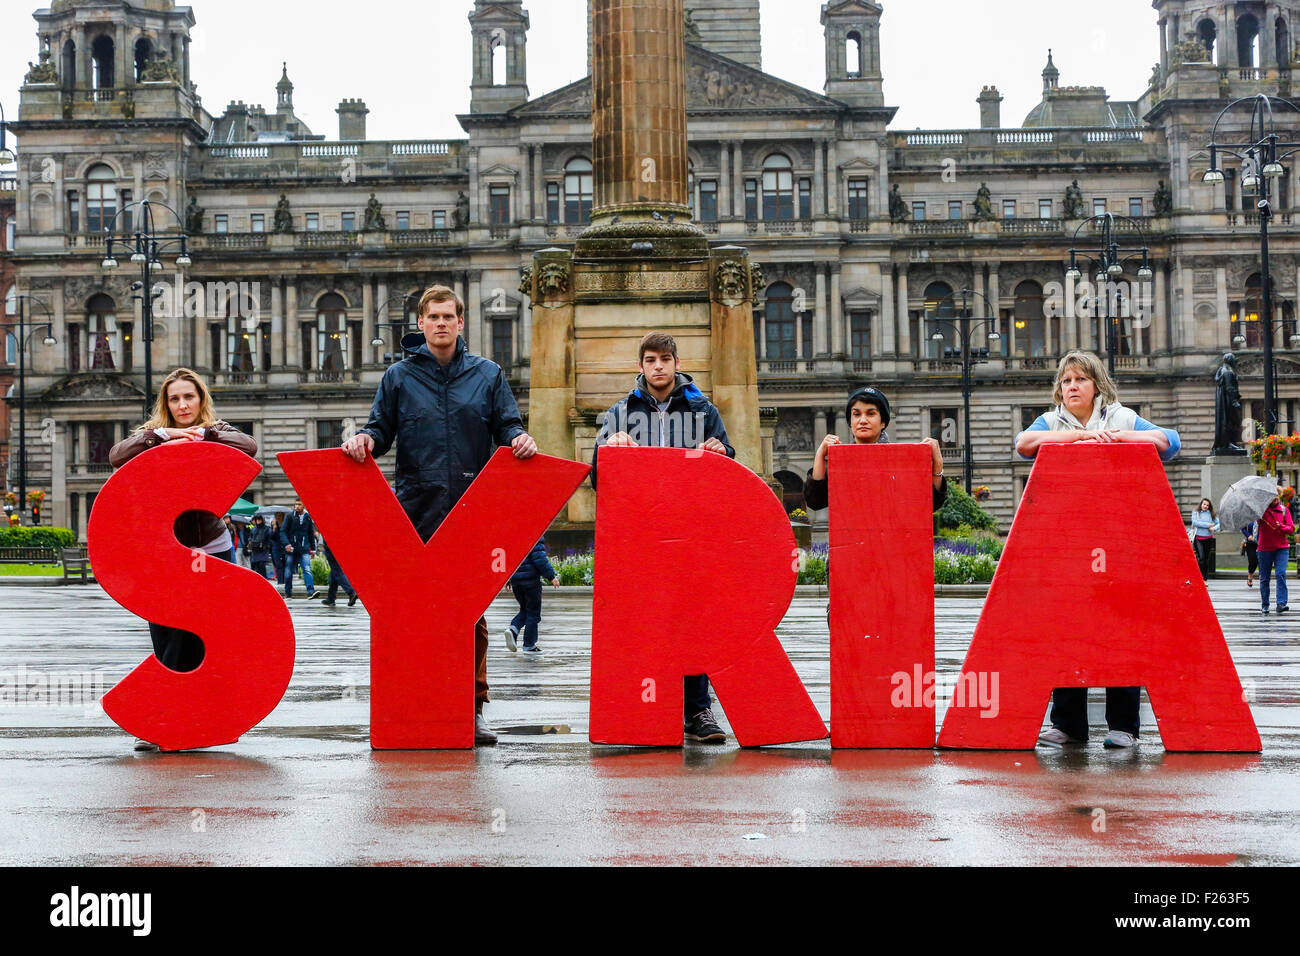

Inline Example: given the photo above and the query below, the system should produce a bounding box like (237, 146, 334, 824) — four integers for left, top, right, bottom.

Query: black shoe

(348, 593, 358, 607)
(1262, 606, 1271, 615)
(684, 708, 726, 743)
(320, 599, 336, 607)
(1279, 604, 1290, 614)
(307, 590, 321, 600)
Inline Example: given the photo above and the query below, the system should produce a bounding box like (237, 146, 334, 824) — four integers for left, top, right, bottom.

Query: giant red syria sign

(82, 441, 1260, 752)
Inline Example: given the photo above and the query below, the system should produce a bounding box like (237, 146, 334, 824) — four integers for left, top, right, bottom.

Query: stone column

(758, 305, 767, 361)
(897, 267, 911, 357)
(987, 263, 1002, 350)
(53, 158, 65, 232)
(523, 146, 533, 222)
(468, 148, 481, 228)
(814, 408, 829, 442)
(361, 276, 374, 368)
(829, 265, 842, 356)
(1153, 263, 1168, 356)
(589, 0, 690, 221)
(733, 143, 744, 220)
(270, 278, 284, 366)
(1216, 266, 1229, 351)
(719, 142, 731, 218)
(1159, 18, 1169, 73)
(826, 140, 839, 217)
(286, 278, 300, 369)
(972, 267, 987, 350)
(375, 277, 389, 361)
(468, 271, 483, 357)
(880, 266, 895, 355)
(814, 140, 826, 218)
(813, 266, 827, 357)
(1225, 15, 1239, 70)
(532, 147, 545, 223)
(115, 23, 127, 90)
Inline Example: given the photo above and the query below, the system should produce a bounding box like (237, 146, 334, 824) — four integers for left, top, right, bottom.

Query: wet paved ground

(0, 582, 1296, 865)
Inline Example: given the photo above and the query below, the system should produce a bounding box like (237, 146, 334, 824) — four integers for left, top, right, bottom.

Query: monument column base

(1201, 454, 1258, 557)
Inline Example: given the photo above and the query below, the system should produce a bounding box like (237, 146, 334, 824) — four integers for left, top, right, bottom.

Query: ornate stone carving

(1193, 270, 1216, 292)
(749, 262, 765, 296)
(140, 48, 180, 83)
(889, 183, 908, 222)
(973, 183, 995, 221)
(185, 195, 204, 235)
(44, 374, 146, 402)
(363, 193, 386, 232)
(538, 261, 570, 298)
(714, 259, 747, 302)
(518, 266, 533, 297)
(24, 50, 58, 85)
(1170, 33, 1212, 68)
(773, 410, 814, 453)
(575, 271, 709, 294)
(453, 192, 469, 229)
(273, 194, 293, 233)
(1153, 179, 1173, 216)
(1064, 179, 1085, 219)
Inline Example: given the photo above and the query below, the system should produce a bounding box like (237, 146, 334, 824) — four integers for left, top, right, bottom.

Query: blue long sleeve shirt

(1016, 414, 1181, 462)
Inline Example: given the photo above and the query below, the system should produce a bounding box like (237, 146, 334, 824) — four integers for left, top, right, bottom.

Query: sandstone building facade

(5, 0, 1300, 539)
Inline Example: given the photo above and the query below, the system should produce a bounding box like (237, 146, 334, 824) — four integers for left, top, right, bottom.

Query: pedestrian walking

(1190, 498, 1221, 580)
(1241, 521, 1258, 588)
(320, 536, 358, 607)
(223, 515, 242, 567)
(591, 331, 734, 744)
(1257, 493, 1293, 615)
(504, 538, 559, 654)
(341, 284, 538, 746)
(1014, 350, 1181, 750)
(108, 367, 256, 753)
(281, 499, 318, 599)
(244, 513, 274, 580)
(270, 513, 287, 584)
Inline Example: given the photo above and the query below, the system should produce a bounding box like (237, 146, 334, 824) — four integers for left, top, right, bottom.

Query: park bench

(61, 547, 93, 584)
(0, 546, 61, 565)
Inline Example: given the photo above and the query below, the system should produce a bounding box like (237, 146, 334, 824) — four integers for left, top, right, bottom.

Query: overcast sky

(1, 0, 1156, 148)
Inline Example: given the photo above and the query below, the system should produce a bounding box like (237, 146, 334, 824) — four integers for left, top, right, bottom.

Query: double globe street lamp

(100, 199, 192, 415)
(1065, 213, 1154, 377)
(3, 295, 57, 521)
(1204, 93, 1300, 436)
(930, 287, 1000, 494)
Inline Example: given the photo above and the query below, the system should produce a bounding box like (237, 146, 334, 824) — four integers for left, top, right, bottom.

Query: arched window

(61, 39, 76, 92)
(1197, 19, 1218, 61)
(762, 154, 794, 221)
(86, 164, 117, 234)
(924, 281, 954, 359)
(316, 292, 348, 381)
(86, 293, 117, 371)
(1014, 281, 1046, 358)
(765, 282, 796, 360)
(846, 31, 863, 78)
(491, 32, 507, 86)
(1238, 14, 1260, 68)
(688, 161, 695, 218)
(1278, 16, 1291, 67)
(91, 35, 115, 90)
(564, 157, 593, 224)
(134, 37, 154, 83)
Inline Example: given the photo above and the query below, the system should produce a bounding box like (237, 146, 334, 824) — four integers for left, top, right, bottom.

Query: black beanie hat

(845, 386, 891, 428)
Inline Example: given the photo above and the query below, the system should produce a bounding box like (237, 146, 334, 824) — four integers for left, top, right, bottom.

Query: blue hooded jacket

(360, 333, 525, 541)
(510, 538, 558, 586)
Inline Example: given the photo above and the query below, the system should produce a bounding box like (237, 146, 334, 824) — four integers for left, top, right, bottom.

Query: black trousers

(1050, 686, 1141, 739)
(1244, 541, 1258, 575)
(326, 553, 356, 602)
(1194, 537, 1216, 580)
(147, 549, 234, 673)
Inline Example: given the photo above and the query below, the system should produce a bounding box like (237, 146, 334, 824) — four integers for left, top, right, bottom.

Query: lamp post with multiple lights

(930, 287, 1001, 494)
(1064, 213, 1154, 377)
(3, 295, 57, 520)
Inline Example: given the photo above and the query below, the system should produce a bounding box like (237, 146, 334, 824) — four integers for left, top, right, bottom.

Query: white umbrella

(1218, 475, 1281, 532)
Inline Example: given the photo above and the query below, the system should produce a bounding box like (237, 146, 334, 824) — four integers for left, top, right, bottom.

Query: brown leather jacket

(109, 421, 258, 548)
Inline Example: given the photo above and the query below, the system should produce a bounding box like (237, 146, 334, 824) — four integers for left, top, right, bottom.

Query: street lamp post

(370, 292, 418, 363)
(3, 295, 57, 521)
(0, 100, 15, 167)
(99, 200, 192, 416)
(1204, 94, 1300, 435)
(1065, 213, 1154, 377)
(931, 288, 1001, 493)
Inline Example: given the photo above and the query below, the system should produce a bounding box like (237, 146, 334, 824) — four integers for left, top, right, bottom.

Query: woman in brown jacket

(109, 367, 257, 751)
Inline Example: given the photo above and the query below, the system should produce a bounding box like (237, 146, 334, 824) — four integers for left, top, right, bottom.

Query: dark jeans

(1194, 537, 1216, 580)
(1050, 686, 1140, 740)
(326, 553, 356, 602)
(251, 557, 270, 580)
(283, 550, 314, 595)
(272, 552, 285, 583)
(147, 549, 235, 673)
(510, 582, 543, 647)
(685, 676, 711, 720)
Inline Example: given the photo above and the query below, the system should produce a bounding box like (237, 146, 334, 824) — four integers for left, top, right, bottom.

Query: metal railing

(388, 229, 451, 246)
(908, 220, 970, 236)
(296, 231, 359, 249)
(197, 233, 269, 249)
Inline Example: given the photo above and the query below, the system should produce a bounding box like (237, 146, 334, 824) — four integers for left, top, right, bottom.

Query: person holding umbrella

(244, 513, 274, 580)
(1257, 493, 1294, 615)
(1218, 474, 1292, 600)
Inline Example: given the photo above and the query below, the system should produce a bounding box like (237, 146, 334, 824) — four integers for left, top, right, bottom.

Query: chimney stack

(977, 86, 1003, 129)
(337, 98, 369, 141)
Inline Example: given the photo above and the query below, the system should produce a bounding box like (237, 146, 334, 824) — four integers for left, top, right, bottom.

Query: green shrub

(0, 527, 76, 549)
(795, 550, 828, 585)
(309, 554, 330, 586)
(935, 481, 997, 532)
(554, 553, 594, 586)
(934, 547, 998, 584)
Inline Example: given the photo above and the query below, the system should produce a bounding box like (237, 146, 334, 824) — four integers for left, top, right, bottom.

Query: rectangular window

(798, 177, 812, 219)
(67, 323, 81, 372)
(912, 201, 926, 221)
(1093, 198, 1107, 216)
(1129, 197, 1143, 218)
(300, 323, 314, 370)
(119, 321, 133, 372)
(948, 200, 963, 220)
(801, 313, 813, 360)
(214, 214, 228, 234)
(1225, 169, 1237, 212)
(340, 212, 354, 233)
(699, 180, 718, 221)
(546, 183, 560, 224)
(209, 324, 223, 371)
(67, 192, 80, 233)
(929, 407, 960, 447)
(396, 211, 410, 231)
(489, 185, 510, 226)
(1020, 406, 1041, 434)
(1039, 199, 1053, 219)
(87, 422, 115, 465)
(251, 214, 265, 233)
(315, 420, 345, 450)
(850, 311, 871, 360)
(848, 179, 869, 220)
(305, 212, 319, 232)
(745, 179, 758, 220)
(260, 324, 272, 372)
(492, 318, 512, 367)
(1003, 200, 1016, 219)
(433, 210, 446, 230)
(120, 191, 133, 233)
(5, 332, 15, 365)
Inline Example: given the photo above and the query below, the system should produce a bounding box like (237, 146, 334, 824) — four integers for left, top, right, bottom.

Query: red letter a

(937, 445, 1260, 751)
(90, 442, 295, 751)
(589, 448, 827, 746)
(279, 447, 588, 749)
(829, 443, 936, 747)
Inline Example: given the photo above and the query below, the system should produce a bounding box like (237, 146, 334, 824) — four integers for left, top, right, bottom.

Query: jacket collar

(632, 371, 697, 405)
(402, 332, 468, 371)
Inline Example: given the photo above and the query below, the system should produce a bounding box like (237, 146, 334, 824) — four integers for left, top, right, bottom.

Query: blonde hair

(1051, 350, 1119, 408)
(137, 367, 218, 432)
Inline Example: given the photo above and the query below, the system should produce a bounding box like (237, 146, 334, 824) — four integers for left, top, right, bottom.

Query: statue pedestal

(1202, 456, 1257, 556)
